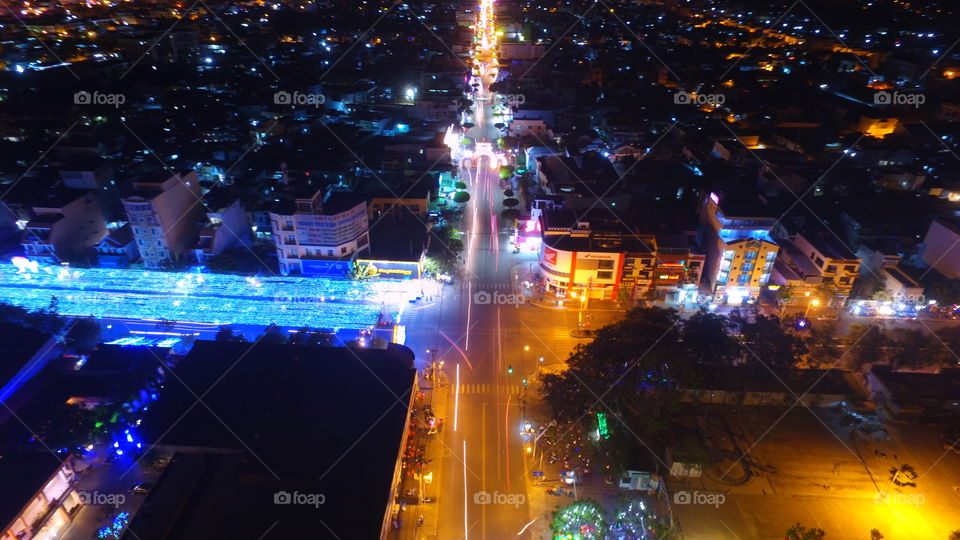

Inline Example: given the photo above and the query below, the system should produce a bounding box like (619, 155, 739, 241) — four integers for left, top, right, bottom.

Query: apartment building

(269, 190, 370, 276)
(538, 211, 704, 302)
(21, 190, 107, 264)
(697, 192, 779, 304)
(122, 170, 204, 270)
(190, 193, 251, 265)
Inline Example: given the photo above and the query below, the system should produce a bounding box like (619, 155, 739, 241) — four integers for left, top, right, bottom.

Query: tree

(503, 189, 514, 197)
(786, 523, 826, 540)
(452, 191, 470, 203)
(729, 311, 806, 368)
(935, 326, 960, 365)
(541, 307, 685, 440)
(498, 165, 515, 179)
(259, 324, 288, 344)
(869, 530, 883, 540)
(888, 328, 944, 369)
(949, 530, 960, 540)
(551, 499, 606, 540)
(215, 325, 246, 342)
(64, 317, 101, 352)
(804, 321, 839, 368)
(846, 324, 888, 370)
(680, 311, 742, 369)
(349, 261, 378, 281)
(502, 197, 519, 208)
(454, 181, 468, 190)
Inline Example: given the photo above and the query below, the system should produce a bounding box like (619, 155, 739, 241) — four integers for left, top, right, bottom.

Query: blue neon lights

(0, 262, 417, 329)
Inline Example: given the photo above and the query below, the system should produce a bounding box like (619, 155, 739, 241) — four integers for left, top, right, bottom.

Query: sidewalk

(510, 263, 626, 312)
(392, 364, 450, 540)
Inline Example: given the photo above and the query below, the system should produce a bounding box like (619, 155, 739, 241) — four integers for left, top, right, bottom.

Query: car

(129, 482, 152, 495)
(570, 329, 598, 339)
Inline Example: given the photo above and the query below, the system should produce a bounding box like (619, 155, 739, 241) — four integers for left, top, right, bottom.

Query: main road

(399, 23, 618, 536)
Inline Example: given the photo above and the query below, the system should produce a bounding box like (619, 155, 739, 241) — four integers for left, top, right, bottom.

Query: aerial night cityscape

(2, 1, 960, 540)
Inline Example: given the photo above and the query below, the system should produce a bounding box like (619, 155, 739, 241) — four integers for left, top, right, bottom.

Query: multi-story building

(269, 190, 370, 275)
(791, 232, 861, 298)
(921, 218, 960, 279)
(122, 170, 204, 270)
(0, 453, 83, 540)
(190, 193, 251, 265)
(94, 225, 139, 268)
(697, 192, 779, 304)
(21, 190, 107, 264)
(538, 211, 704, 302)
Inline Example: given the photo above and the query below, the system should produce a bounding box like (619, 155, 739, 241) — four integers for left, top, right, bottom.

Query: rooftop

(132, 341, 416, 539)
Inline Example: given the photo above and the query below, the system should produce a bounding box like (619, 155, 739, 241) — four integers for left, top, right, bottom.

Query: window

(597, 271, 613, 280)
(640, 258, 652, 267)
(844, 265, 856, 273)
(598, 260, 614, 270)
(741, 262, 754, 273)
(839, 277, 850, 285)
(766, 251, 777, 261)
(825, 265, 837, 274)
(327, 250, 333, 256)
(341, 247, 347, 254)
(744, 251, 758, 260)
(690, 261, 701, 268)
(737, 273, 750, 285)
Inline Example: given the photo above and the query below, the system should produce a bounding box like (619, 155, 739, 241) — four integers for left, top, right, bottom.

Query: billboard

(301, 259, 350, 277)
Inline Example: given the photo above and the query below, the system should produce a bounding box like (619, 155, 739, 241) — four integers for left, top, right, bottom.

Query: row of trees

(0, 298, 101, 352)
(539, 307, 958, 471)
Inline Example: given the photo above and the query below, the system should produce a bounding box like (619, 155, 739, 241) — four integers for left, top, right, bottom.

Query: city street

(396, 7, 599, 533)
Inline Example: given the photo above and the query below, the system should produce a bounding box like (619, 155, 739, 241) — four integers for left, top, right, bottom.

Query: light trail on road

(455, 362, 461, 432)
(463, 439, 469, 540)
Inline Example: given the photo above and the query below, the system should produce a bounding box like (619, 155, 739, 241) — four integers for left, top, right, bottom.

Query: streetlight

(804, 297, 821, 319)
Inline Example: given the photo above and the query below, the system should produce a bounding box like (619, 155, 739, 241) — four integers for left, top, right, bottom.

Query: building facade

(21, 191, 107, 264)
(698, 193, 779, 304)
(269, 191, 370, 275)
(122, 171, 204, 270)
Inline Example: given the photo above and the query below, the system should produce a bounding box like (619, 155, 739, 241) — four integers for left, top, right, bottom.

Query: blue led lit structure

(0, 261, 419, 329)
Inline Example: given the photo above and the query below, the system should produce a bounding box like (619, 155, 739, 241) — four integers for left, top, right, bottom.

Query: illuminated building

(772, 229, 861, 304)
(0, 454, 83, 540)
(537, 211, 704, 301)
(94, 225, 139, 268)
(698, 192, 779, 304)
(122, 171, 205, 270)
(269, 190, 370, 276)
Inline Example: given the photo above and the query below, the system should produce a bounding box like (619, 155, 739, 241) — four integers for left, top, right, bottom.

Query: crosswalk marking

(470, 282, 513, 290)
(458, 384, 523, 395)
